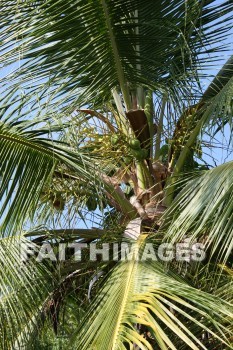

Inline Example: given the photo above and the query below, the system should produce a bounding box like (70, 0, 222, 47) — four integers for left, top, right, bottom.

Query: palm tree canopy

(0, 1, 233, 349)
(1, 0, 233, 112)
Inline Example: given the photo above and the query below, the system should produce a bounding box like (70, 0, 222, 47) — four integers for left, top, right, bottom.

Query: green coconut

(123, 155, 133, 165)
(86, 197, 98, 211)
(111, 134, 120, 146)
(129, 138, 141, 150)
(131, 148, 148, 161)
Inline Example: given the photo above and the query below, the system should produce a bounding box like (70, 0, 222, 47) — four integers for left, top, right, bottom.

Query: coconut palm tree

(0, 0, 233, 349)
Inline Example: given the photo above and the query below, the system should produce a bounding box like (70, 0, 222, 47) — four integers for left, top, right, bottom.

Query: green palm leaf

(72, 238, 233, 349)
(164, 161, 233, 264)
(0, 116, 93, 235)
(0, 235, 54, 349)
(165, 61, 233, 203)
(1, 0, 232, 113)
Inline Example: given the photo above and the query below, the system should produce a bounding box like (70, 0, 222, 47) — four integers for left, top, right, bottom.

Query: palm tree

(0, 0, 233, 348)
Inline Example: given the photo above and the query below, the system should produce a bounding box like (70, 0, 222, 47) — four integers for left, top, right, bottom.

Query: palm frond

(71, 238, 233, 349)
(0, 116, 93, 235)
(1, 0, 232, 113)
(164, 161, 233, 264)
(0, 235, 54, 349)
(165, 66, 233, 204)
